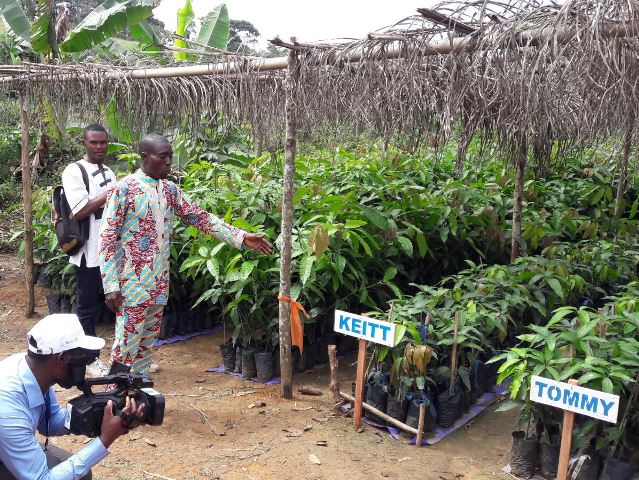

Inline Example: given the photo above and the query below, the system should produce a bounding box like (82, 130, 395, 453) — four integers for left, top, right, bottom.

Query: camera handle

(114, 409, 140, 429)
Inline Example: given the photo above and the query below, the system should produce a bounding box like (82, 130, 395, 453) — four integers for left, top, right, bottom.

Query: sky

(153, 0, 427, 47)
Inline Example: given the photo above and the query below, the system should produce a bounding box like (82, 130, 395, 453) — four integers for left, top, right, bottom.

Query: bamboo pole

(511, 139, 527, 262)
(20, 88, 34, 318)
(278, 48, 299, 399)
(615, 123, 633, 217)
(2, 18, 638, 84)
(339, 391, 420, 436)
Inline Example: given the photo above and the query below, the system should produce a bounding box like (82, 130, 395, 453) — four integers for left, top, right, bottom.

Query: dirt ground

(0, 254, 518, 480)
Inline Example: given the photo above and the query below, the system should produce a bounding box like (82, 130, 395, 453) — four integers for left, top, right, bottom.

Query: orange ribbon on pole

(278, 294, 308, 354)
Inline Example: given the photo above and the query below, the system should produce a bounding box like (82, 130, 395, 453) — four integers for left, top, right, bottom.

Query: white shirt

(61, 158, 116, 268)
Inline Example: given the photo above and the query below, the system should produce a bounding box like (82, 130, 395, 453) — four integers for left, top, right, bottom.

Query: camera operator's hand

(121, 395, 145, 429)
(105, 291, 123, 313)
(99, 398, 144, 448)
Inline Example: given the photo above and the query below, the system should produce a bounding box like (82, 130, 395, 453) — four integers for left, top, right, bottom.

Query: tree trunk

(255, 135, 263, 157)
(615, 125, 633, 217)
(278, 49, 299, 399)
(20, 90, 35, 317)
(511, 139, 527, 263)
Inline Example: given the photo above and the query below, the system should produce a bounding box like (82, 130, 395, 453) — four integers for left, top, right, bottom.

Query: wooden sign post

(353, 338, 367, 427)
(334, 310, 397, 429)
(556, 379, 578, 480)
(529, 375, 620, 480)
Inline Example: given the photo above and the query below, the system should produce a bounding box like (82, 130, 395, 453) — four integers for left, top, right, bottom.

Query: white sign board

(530, 375, 620, 424)
(334, 310, 397, 347)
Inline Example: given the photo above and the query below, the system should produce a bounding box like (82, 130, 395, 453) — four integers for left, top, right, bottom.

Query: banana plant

(0, 0, 160, 58)
(174, 0, 229, 61)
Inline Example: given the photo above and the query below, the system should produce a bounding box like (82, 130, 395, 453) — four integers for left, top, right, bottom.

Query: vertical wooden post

(278, 47, 299, 399)
(416, 403, 426, 447)
(353, 338, 367, 428)
(615, 124, 633, 218)
(511, 138, 527, 263)
(556, 379, 578, 480)
(20, 89, 35, 318)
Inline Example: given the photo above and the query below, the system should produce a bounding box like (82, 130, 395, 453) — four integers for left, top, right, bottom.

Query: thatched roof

(2, 0, 638, 153)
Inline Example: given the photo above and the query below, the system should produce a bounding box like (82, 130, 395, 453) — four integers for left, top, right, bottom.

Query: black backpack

(52, 162, 90, 256)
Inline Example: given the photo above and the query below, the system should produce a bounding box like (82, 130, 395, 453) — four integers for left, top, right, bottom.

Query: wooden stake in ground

(277, 46, 300, 400)
(328, 344, 341, 403)
(416, 403, 426, 447)
(449, 311, 460, 396)
(556, 379, 579, 480)
(20, 89, 34, 317)
(353, 338, 368, 428)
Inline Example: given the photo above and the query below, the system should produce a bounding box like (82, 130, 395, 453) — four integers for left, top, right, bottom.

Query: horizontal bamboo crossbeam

(0, 18, 638, 83)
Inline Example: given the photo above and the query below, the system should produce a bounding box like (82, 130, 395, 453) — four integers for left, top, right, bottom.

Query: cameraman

(0, 314, 144, 479)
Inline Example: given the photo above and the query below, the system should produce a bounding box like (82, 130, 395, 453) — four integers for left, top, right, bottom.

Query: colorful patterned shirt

(98, 170, 247, 307)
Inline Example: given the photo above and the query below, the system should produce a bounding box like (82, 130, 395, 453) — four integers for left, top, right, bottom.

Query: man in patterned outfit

(98, 134, 272, 375)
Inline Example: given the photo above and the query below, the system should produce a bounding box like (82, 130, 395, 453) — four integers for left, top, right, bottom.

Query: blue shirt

(0, 354, 109, 479)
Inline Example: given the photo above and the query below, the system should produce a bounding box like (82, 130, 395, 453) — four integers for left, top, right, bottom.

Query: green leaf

(196, 3, 229, 50)
(546, 277, 564, 300)
(630, 198, 639, 219)
(415, 231, 427, 257)
(174, 0, 196, 60)
(206, 258, 220, 281)
(225, 261, 255, 283)
(344, 219, 367, 229)
(377, 347, 389, 362)
(60, 0, 158, 53)
(359, 205, 388, 229)
(129, 18, 161, 51)
(0, 0, 31, 43)
(393, 324, 406, 347)
(300, 256, 315, 286)
(601, 377, 614, 394)
(383, 267, 397, 282)
(396, 237, 413, 257)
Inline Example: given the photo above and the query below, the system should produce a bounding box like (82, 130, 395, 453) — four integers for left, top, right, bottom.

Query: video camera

(65, 372, 165, 438)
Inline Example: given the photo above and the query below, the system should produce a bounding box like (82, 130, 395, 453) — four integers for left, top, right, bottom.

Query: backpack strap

(76, 162, 90, 194)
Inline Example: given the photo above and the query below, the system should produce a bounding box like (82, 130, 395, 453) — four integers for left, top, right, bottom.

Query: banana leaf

(174, 0, 195, 61)
(129, 18, 161, 52)
(60, 0, 158, 53)
(0, 0, 30, 43)
(196, 3, 229, 50)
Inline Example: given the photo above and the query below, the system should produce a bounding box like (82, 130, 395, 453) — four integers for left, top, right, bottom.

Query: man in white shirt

(61, 125, 116, 375)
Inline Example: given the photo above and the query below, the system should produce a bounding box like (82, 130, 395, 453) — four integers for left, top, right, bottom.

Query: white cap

(27, 314, 105, 355)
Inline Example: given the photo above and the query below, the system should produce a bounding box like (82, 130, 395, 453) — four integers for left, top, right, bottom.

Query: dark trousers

(76, 255, 104, 357)
(0, 443, 92, 479)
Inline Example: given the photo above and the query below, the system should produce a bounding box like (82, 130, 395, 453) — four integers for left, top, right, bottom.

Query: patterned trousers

(111, 304, 163, 375)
